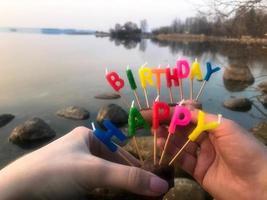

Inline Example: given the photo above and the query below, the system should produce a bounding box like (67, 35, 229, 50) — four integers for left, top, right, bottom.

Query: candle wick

(91, 122, 96, 131)
(105, 68, 108, 75)
(155, 95, 160, 102)
(131, 100, 135, 108)
(218, 114, 222, 124)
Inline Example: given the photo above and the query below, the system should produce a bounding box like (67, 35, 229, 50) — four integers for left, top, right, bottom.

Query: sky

(0, 0, 204, 31)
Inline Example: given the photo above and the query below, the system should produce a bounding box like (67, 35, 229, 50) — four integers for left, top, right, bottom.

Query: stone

(9, 118, 56, 143)
(96, 104, 128, 128)
(163, 178, 206, 200)
(223, 98, 252, 111)
(251, 122, 267, 145)
(258, 81, 267, 94)
(56, 106, 90, 120)
(223, 64, 254, 92)
(0, 114, 15, 128)
(94, 92, 121, 99)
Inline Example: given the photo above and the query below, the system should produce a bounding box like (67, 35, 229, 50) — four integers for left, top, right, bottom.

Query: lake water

(0, 32, 266, 168)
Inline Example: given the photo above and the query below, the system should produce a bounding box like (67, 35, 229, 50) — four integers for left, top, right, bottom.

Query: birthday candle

(128, 102, 150, 137)
(195, 62, 221, 101)
(152, 99, 170, 165)
(139, 65, 154, 108)
(105, 70, 125, 92)
(126, 67, 142, 109)
(159, 100, 191, 165)
(169, 110, 220, 165)
(152, 66, 165, 100)
(177, 59, 190, 100)
(189, 59, 203, 99)
(106, 69, 130, 108)
(165, 66, 179, 103)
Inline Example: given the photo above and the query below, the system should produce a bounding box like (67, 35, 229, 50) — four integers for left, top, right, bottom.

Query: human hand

(141, 104, 267, 200)
(0, 126, 168, 200)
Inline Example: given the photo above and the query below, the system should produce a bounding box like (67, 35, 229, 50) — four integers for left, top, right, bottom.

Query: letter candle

(177, 59, 190, 100)
(166, 65, 179, 104)
(152, 96, 170, 165)
(105, 68, 130, 108)
(195, 62, 221, 101)
(126, 66, 142, 109)
(91, 121, 135, 166)
(169, 111, 222, 165)
(152, 65, 165, 101)
(138, 64, 154, 108)
(159, 100, 191, 165)
(128, 101, 150, 164)
(189, 58, 203, 100)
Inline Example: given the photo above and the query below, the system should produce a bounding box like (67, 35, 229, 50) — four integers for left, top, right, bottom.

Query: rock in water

(94, 93, 121, 99)
(251, 122, 267, 145)
(223, 98, 252, 111)
(223, 64, 254, 92)
(0, 114, 15, 128)
(56, 106, 90, 120)
(258, 81, 267, 94)
(9, 118, 56, 143)
(96, 104, 128, 128)
(223, 64, 254, 83)
(163, 178, 206, 200)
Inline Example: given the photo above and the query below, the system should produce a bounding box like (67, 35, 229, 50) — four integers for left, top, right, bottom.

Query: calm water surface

(0, 33, 266, 167)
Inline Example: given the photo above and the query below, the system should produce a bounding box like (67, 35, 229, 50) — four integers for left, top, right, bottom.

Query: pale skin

(0, 107, 267, 200)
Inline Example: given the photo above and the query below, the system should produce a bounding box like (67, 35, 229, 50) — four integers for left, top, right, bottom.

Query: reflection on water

(0, 33, 266, 168)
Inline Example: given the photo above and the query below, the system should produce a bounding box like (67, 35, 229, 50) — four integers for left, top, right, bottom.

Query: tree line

(152, 8, 267, 38)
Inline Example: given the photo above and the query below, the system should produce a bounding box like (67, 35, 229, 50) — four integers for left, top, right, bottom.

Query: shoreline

(153, 34, 267, 45)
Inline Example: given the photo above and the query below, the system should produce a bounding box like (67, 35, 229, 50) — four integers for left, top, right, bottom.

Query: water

(0, 32, 266, 168)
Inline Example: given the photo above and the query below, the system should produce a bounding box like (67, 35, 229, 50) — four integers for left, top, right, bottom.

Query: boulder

(223, 64, 254, 92)
(9, 118, 56, 143)
(258, 95, 267, 108)
(251, 122, 267, 145)
(258, 81, 267, 94)
(223, 98, 252, 111)
(163, 178, 206, 200)
(94, 93, 121, 99)
(56, 106, 90, 120)
(0, 114, 15, 128)
(96, 104, 128, 128)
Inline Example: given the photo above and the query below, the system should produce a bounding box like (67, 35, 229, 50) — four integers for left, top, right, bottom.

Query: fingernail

(149, 176, 169, 195)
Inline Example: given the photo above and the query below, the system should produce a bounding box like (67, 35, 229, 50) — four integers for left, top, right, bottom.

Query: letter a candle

(189, 58, 203, 100)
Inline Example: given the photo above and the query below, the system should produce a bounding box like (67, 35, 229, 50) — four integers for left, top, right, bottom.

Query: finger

(97, 159, 169, 196)
(88, 131, 140, 167)
(176, 151, 197, 176)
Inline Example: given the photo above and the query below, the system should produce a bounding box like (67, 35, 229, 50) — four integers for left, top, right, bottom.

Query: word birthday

(105, 59, 221, 108)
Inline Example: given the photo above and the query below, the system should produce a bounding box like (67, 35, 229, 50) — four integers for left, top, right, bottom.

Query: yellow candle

(138, 67, 154, 88)
(189, 59, 203, 81)
(188, 110, 219, 141)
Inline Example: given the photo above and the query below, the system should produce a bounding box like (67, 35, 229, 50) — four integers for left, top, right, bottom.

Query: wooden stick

(133, 90, 142, 110)
(118, 91, 131, 108)
(117, 150, 135, 166)
(169, 139, 190, 166)
(190, 79, 193, 100)
(168, 88, 174, 104)
(143, 88, 150, 108)
(179, 79, 183, 101)
(159, 133, 171, 165)
(153, 129, 157, 165)
(132, 136, 144, 165)
(157, 89, 160, 101)
(195, 80, 207, 101)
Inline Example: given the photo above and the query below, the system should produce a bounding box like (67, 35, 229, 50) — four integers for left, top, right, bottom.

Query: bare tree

(198, 0, 267, 18)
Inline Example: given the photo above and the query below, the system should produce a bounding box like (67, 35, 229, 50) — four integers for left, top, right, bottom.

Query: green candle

(126, 67, 137, 90)
(128, 106, 149, 137)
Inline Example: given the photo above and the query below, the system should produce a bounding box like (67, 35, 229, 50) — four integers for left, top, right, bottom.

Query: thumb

(99, 159, 169, 196)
